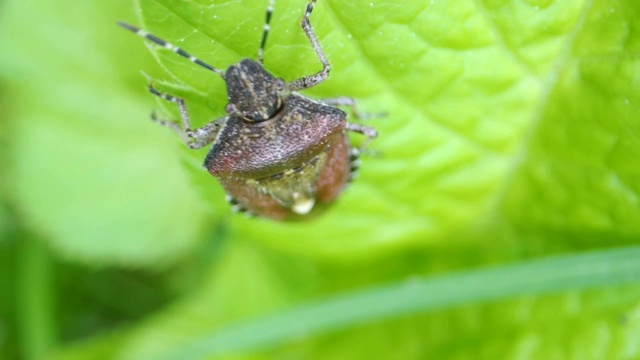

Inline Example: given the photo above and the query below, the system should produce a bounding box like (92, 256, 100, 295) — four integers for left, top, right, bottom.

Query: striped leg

(348, 147, 362, 182)
(288, 0, 331, 91)
(258, 0, 276, 64)
(118, 21, 226, 78)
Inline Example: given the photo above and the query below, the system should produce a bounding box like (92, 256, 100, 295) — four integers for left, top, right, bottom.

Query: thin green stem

(17, 236, 56, 360)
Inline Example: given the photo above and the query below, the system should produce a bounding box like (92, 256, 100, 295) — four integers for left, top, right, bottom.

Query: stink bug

(119, 0, 379, 221)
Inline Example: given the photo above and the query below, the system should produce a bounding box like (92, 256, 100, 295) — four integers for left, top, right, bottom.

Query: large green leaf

(2, 0, 638, 262)
(130, 0, 640, 259)
(2, 0, 640, 359)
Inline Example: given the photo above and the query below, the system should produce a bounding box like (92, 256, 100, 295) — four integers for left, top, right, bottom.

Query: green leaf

(131, 0, 640, 260)
(3, 0, 638, 261)
(2, 0, 640, 359)
(0, 0, 214, 266)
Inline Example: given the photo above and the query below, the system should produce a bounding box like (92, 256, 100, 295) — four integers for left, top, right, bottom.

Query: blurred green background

(2, 0, 640, 359)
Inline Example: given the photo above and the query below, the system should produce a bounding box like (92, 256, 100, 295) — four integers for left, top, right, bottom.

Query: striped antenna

(118, 21, 225, 78)
(258, 0, 276, 64)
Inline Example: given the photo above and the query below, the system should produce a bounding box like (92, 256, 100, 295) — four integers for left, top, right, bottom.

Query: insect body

(119, 0, 378, 221)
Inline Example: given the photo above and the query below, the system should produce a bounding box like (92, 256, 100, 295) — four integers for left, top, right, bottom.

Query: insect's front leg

(288, 0, 331, 91)
(148, 84, 223, 150)
(186, 119, 225, 150)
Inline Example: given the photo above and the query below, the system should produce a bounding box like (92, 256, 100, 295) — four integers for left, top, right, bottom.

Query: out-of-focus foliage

(1, 0, 640, 359)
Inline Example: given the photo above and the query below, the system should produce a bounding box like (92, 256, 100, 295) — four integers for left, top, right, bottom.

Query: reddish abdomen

(219, 132, 352, 221)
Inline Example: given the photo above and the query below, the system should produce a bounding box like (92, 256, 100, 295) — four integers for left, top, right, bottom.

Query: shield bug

(119, 0, 379, 221)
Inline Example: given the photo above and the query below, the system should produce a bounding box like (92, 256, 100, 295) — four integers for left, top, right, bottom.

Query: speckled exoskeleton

(119, 0, 379, 221)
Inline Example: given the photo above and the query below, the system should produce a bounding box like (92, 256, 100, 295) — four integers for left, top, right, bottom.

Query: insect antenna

(118, 21, 226, 78)
(258, 0, 275, 64)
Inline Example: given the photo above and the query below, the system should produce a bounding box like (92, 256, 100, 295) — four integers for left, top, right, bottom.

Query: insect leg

(288, 0, 331, 91)
(346, 122, 378, 140)
(347, 147, 362, 182)
(149, 112, 189, 142)
(326, 96, 382, 150)
(321, 96, 387, 120)
(258, 0, 276, 64)
(346, 123, 380, 159)
(149, 84, 192, 130)
(187, 119, 224, 150)
(148, 84, 223, 150)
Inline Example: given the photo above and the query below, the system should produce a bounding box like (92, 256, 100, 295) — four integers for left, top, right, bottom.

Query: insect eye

(275, 78, 285, 90)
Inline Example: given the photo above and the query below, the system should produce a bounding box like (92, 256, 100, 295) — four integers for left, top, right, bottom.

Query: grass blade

(162, 245, 640, 359)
